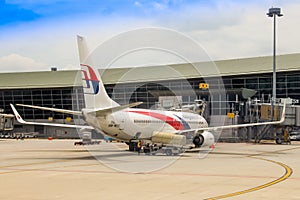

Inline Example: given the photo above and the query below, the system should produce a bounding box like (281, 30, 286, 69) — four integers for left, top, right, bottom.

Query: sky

(0, 0, 299, 72)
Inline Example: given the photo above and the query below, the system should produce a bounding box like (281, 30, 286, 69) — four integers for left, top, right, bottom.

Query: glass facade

(226, 72, 300, 100)
(0, 87, 85, 120)
(0, 71, 299, 120)
(106, 71, 300, 116)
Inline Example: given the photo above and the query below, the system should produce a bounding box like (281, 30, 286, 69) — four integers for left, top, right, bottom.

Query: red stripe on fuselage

(128, 110, 184, 130)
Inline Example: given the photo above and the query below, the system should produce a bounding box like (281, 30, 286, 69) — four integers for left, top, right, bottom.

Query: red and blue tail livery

(81, 64, 100, 95)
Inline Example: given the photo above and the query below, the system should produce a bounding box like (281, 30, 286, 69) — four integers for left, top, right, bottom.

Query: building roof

(0, 70, 80, 89)
(101, 53, 300, 84)
(0, 53, 300, 89)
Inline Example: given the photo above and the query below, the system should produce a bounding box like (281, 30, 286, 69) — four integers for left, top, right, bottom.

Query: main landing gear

(127, 141, 138, 151)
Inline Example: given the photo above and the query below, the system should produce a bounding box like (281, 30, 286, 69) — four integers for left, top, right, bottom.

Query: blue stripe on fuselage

(174, 114, 191, 130)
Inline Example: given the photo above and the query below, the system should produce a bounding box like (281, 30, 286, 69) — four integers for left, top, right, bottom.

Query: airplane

(10, 35, 287, 153)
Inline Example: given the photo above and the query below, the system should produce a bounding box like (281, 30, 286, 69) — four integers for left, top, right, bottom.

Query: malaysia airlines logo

(81, 64, 100, 95)
(128, 110, 191, 130)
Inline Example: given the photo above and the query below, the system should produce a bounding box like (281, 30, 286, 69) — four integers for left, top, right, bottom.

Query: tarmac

(0, 139, 300, 200)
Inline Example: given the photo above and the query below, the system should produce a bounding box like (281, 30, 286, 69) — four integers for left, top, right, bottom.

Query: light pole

(267, 7, 283, 120)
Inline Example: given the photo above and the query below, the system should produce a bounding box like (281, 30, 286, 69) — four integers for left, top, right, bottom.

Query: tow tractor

(142, 142, 185, 156)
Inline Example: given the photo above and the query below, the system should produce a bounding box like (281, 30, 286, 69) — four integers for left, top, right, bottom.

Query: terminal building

(1, 53, 300, 139)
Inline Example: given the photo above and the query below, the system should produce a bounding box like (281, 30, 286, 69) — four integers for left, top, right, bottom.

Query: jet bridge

(234, 98, 300, 144)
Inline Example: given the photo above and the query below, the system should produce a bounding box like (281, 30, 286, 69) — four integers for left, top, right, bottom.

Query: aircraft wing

(178, 100, 286, 134)
(16, 104, 82, 116)
(10, 104, 93, 130)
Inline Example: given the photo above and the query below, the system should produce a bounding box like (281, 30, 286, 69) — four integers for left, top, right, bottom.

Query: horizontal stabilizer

(16, 104, 82, 116)
(91, 102, 143, 117)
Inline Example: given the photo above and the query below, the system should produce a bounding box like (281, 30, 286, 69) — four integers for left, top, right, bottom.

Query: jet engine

(192, 131, 215, 148)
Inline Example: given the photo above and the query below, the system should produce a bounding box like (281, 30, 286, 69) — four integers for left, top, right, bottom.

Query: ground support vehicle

(74, 139, 101, 145)
(143, 144, 184, 156)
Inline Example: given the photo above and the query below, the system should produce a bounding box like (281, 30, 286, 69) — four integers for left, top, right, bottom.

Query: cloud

(152, 1, 168, 10)
(153, 1, 300, 60)
(0, 54, 48, 72)
(134, 1, 142, 7)
(1, 0, 300, 72)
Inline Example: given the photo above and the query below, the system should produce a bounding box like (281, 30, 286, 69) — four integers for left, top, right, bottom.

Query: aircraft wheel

(128, 142, 135, 151)
(276, 138, 282, 144)
(166, 149, 173, 156)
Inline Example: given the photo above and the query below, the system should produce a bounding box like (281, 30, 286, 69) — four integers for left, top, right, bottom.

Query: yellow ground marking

(205, 154, 293, 200)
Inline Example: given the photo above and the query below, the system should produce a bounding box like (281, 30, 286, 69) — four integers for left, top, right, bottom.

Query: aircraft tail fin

(77, 35, 119, 109)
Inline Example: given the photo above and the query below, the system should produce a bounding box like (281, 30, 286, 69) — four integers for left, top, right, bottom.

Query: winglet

(77, 35, 90, 64)
(279, 98, 286, 123)
(10, 104, 26, 124)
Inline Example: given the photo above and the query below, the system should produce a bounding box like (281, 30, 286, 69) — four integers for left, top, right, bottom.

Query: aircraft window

(134, 119, 167, 124)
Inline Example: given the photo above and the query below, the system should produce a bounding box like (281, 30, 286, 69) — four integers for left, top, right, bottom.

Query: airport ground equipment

(74, 131, 101, 145)
(143, 143, 184, 156)
(74, 139, 101, 145)
(0, 112, 14, 137)
(127, 138, 186, 156)
(289, 131, 300, 141)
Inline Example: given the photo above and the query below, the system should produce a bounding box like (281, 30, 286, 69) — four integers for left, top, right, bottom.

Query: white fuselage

(84, 108, 208, 141)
